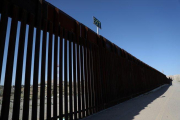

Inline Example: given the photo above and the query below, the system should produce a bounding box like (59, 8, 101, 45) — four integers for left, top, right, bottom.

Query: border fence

(0, 0, 171, 120)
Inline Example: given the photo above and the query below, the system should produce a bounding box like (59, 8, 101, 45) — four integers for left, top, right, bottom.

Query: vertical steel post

(97, 27, 99, 35)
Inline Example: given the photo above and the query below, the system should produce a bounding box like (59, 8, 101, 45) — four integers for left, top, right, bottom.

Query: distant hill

(167, 75, 180, 81)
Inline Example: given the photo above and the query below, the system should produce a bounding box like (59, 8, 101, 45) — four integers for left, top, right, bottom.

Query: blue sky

(46, 0, 180, 76)
(0, 0, 180, 85)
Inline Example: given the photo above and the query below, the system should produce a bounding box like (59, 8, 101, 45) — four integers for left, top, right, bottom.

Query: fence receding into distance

(0, 0, 171, 120)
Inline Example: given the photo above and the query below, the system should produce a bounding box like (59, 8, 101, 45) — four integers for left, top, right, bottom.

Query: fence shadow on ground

(81, 84, 171, 120)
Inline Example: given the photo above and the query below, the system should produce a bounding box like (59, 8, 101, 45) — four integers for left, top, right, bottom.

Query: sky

(46, 0, 180, 76)
(0, 0, 180, 85)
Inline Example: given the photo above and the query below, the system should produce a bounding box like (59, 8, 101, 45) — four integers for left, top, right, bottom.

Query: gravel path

(81, 80, 180, 120)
